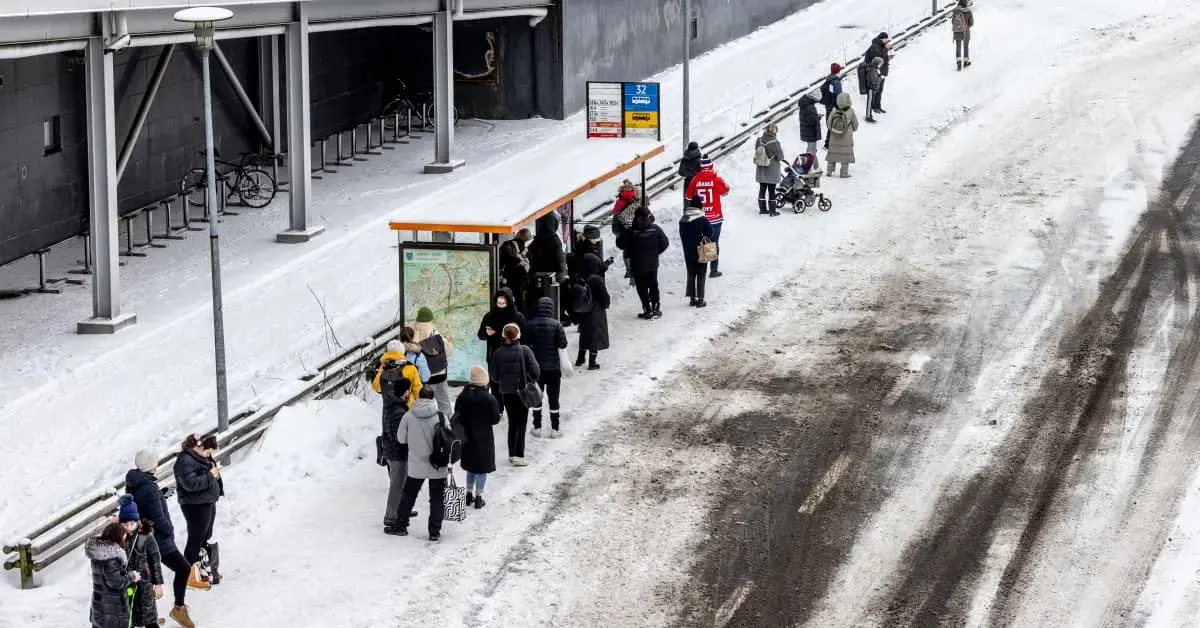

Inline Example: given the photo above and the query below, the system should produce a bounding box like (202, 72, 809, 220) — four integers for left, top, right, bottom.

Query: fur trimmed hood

(85, 538, 127, 564)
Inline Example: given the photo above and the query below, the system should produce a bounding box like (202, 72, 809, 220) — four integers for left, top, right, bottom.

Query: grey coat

(952, 6, 974, 41)
(754, 132, 787, 184)
(397, 398, 449, 479)
(86, 538, 135, 628)
(127, 530, 164, 627)
(826, 92, 860, 164)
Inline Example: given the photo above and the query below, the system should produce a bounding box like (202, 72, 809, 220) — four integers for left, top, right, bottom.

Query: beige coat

(826, 92, 860, 164)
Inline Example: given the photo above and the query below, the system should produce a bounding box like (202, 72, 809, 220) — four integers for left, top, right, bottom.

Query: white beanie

(134, 449, 158, 473)
(386, 339, 404, 353)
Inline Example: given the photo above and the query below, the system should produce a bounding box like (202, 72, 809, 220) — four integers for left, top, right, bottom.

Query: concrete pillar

(78, 36, 136, 334)
(424, 0, 464, 174)
(277, 6, 324, 243)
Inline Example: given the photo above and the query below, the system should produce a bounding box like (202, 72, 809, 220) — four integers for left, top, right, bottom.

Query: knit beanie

(878, 31, 890, 40)
(831, 62, 843, 74)
(416, 307, 435, 323)
(469, 365, 490, 386)
(386, 339, 404, 354)
(699, 156, 714, 171)
(134, 449, 158, 473)
(117, 494, 139, 524)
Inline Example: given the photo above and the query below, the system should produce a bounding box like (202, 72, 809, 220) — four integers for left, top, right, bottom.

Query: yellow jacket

(371, 351, 422, 400)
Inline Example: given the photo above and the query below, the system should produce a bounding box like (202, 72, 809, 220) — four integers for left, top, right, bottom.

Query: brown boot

(186, 563, 210, 591)
(170, 605, 196, 628)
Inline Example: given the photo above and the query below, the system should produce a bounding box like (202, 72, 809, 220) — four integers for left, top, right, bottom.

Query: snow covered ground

(7, 0, 1200, 626)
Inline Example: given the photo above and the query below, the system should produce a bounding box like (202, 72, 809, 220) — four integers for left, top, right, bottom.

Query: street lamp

(174, 6, 234, 433)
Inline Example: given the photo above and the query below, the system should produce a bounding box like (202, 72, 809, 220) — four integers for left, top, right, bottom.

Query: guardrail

(581, 1, 957, 221)
(3, 2, 955, 591)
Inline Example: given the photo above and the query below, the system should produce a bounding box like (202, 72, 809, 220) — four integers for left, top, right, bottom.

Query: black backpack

(429, 412, 462, 468)
(565, 276, 594, 314)
(419, 335, 449, 383)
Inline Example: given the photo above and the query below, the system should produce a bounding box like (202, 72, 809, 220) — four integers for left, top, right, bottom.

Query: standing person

(864, 57, 885, 124)
(754, 124, 786, 217)
(457, 365, 501, 508)
(678, 141, 703, 197)
(820, 63, 844, 122)
(826, 92, 860, 179)
(371, 339, 423, 402)
(797, 90, 823, 166)
(864, 32, 891, 114)
(679, 195, 716, 308)
(399, 327, 432, 384)
(953, 0, 974, 70)
(617, 208, 670, 319)
(86, 522, 140, 628)
(573, 254, 612, 369)
(685, 156, 730, 278)
(498, 239, 530, 310)
(121, 501, 165, 628)
(382, 377, 416, 535)
(527, 212, 568, 284)
(489, 323, 540, 465)
(525, 297, 568, 437)
(393, 388, 449, 541)
(477, 288, 527, 410)
(172, 434, 223, 591)
(515, 228, 533, 254)
(127, 451, 195, 627)
(412, 307, 455, 415)
(611, 180, 640, 284)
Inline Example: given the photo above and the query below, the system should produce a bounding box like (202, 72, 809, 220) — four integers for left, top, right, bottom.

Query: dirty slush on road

(672, 122, 1200, 628)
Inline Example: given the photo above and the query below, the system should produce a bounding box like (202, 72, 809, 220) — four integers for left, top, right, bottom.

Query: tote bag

(444, 472, 468, 523)
(697, 237, 719, 264)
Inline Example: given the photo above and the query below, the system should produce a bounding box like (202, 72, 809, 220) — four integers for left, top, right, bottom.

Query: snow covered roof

(388, 138, 665, 234)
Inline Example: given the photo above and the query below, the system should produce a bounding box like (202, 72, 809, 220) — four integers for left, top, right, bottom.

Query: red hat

(831, 63, 843, 74)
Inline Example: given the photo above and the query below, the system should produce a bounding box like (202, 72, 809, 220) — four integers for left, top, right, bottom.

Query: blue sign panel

(623, 82, 659, 113)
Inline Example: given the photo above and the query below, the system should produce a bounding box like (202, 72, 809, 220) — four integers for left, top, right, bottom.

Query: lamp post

(682, 0, 692, 150)
(174, 6, 234, 432)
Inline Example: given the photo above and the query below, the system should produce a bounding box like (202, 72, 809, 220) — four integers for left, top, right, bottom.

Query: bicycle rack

(22, 248, 81, 295)
(160, 198, 189, 239)
(330, 131, 354, 168)
(119, 210, 148, 258)
(218, 178, 238, 217)
(363, 119, 384, 155)
(311, 138, 330, 179)
(134, 202, 169, 251)
(349, 126, 368, 161)
(69, 233, 92, 276)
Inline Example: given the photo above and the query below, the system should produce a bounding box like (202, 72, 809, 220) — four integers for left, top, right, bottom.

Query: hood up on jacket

(836, 92, 853, 109)
(407, 398, 440, 420)
(535, 296, 556, 319)
(492, 288, 518, 313)
(535, 212, 559, 236)
(798, 93, 818, 107)
(85, 538, 127, 564)
(125, 468, 158, 494)
(682, 144, 702, 162)
(632, 212, 652, 231)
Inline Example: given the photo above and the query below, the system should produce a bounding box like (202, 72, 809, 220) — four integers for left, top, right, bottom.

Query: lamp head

(173, 7, 234, 50)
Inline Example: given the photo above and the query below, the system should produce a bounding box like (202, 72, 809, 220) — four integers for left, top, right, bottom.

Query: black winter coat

(173, 449, 222, 506)
(488, 342, 540, 395)
(525, 297, 568, 373)
(455, 385, 501, 474)
(380, 388, 409, 461)
(678, 209, 716, 265)
(616, 214, 670, 274)
(798, 95, 822, 142)
(677, 146, 703, 180)
(125, 469, 179, 556)
(527, 213, 567, 280)
(127, 529, 164, 627)
(865, 38, 890, 76)
(477, 288, 527, 358)
(498, 243, 529, 299)
(86, 538, 134, 628)
(577, 254, 611, 352)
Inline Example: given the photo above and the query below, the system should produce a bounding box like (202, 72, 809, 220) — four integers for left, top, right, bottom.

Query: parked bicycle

(381, 80, 461, 132)
(181, 151, 278, 210)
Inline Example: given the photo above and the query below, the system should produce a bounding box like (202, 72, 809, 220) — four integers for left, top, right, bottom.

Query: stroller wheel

(794, 200, 806, 214)
(818, 196, 833, 212)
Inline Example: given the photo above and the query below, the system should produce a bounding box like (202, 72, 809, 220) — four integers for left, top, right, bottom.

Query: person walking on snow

(126, 450, 195, 628)
(118, 497, 164, 628)
(863, 32, 891, 114)
(754, 123, 787, 217)
(393, 387, 450, 541)
(685, 156, 729, 278)
(457, 366, 501, 509)
(864, 57, 885, 123)
(826, 92, 860, 178)
(489, 323, 541, 466)
(172, 434, 223, 591)
(573, 253, 612, 369)
(678, 141, 703, 196)
(679, 194, 716, 308)
(412, 307, 455, 414)
(382, 377, 417, 535)
(617, 208, 671, 319)
(952, 0, 974, 70)
(86, 522, 141, 628)
(525, 297, 569, 437)
(797, 90, 823, 165)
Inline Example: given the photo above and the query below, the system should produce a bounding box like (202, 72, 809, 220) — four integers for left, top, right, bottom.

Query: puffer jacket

(488, 341, 540, 395)
(86, 538, 134, 628)
(380, 385, 410, 461)
(677, 144, 703, 180)
(173, 449, 222, 506)
(616, 213, 670, 274)
(125, 469, 178, 556)
(126, 527, 164, 627)
(524, 297, 568, 373)
(371, 352, 422, 400)
(397, 398, 448, 479)
(798, 94, 822, 142)
(527, 213, 567, 281)
(826, 92, 860, 165)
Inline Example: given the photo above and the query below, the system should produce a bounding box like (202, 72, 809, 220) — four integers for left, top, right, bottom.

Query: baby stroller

(776, 153, 832, 213)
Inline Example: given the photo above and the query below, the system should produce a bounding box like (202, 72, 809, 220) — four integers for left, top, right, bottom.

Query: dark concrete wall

(560, 0, 819, 114)
(309, 28, 394, 140)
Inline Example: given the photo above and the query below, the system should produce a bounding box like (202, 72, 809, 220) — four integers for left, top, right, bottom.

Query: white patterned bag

(443, 472, 468, 523)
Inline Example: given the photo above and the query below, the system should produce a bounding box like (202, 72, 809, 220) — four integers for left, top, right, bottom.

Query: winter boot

(964, 58, 972, 67)
(588, 352, 600, 371)
(205, 542, 220, 585)
(695, 299, 708, 308)
(429, 532, 441, 542)
(957, 57, 963, 71)
(465, 492, 475, 507)
(709, 270, 723, 279)
(474, 495, 487, 509)
(384, 526, 409, 536)
(186, 563, 210, 591)
(652, 305, 663, 319)
(170, 605, 195, 628)
(637, 307, 652, 320)
(550, 429, 563, 439)
(575, 348, 586, 368)
(689, 297, 698, 307)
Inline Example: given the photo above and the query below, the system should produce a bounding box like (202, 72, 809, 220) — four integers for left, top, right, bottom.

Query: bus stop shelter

(386, 137, 664, 383)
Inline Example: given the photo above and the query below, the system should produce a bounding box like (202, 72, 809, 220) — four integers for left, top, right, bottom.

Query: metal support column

(424, 0, 464, 174)
(682, 0, 691, 151)
(277, 7, 324, 243)
(117, 44, 175, 181)
(79, 37, 136, 334)
(259, 35, 284, 186)
(212, 43, 272, 149)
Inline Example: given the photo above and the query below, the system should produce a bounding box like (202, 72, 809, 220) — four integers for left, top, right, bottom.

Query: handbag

(697, 236, 719, 264)
(517, 347, 543, 409)
(559, 346, 575, 378)
(443, 472, 468, 523)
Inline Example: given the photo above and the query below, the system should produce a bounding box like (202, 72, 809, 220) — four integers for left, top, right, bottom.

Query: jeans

(633, 271, 661, 312)
(955, 38, 970, 59)
(383, 458, 409, 523)
(532, 370, 562, 430)
(180, 503, 216, 568)
(710, 223, 723, 273)
(758, 182, 777, 213)
(430, 381, 452, 416)
(685, 262, 708, 299)
(466, 472, 488, 495)
(160, 548, 190, 607)
(396, 476, 446, 536)
(503, 392, 529, 458)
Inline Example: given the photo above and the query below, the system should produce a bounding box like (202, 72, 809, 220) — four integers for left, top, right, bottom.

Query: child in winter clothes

(87, 522, 140, 628)
(115, 495, 165, 628)
(864, 58, 885, 123)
